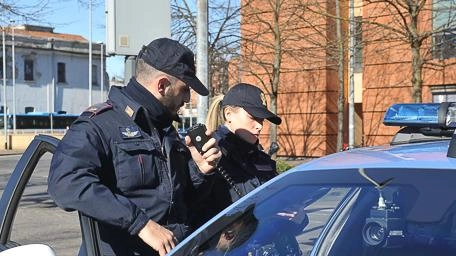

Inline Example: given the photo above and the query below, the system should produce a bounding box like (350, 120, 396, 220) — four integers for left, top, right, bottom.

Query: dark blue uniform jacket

(192, 125, 277, 227)
(48, 83, 208, 255)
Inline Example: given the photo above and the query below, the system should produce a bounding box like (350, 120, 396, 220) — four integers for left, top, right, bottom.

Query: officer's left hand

(186, 130, 221, 174)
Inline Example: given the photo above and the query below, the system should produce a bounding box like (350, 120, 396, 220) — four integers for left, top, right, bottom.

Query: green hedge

(276, 160, 293, 174)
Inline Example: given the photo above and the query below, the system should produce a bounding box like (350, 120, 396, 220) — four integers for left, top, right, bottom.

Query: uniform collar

(216, 125, 260, 155)
(108, 86, 142, 120)
(109, 78, 179, 130)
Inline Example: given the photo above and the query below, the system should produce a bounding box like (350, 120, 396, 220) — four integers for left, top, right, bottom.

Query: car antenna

(358, 168, 394, 209)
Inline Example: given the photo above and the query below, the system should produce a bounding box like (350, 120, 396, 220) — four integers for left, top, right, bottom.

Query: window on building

(431, 85, 456, 102)
(432, 0, 456, 59)
(0, 57, 3, 78)
(24, 59, 34, 81)
(354, 16, 363, 73)
(57, 62, 66, 83)
(92, 65, 98, 86)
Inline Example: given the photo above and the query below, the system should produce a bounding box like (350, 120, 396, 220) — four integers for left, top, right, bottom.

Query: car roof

(294, 139, 456, 171)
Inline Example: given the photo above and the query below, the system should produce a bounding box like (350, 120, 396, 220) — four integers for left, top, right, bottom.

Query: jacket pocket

(115, 140, 160, 191)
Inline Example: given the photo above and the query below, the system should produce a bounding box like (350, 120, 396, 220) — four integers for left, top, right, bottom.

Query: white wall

(2, 45, 108, 115)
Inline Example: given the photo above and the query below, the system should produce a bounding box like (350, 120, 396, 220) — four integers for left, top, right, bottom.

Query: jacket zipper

(150, 128, 174, 222)
(141, 108, 175, 223)
(162, 144, 175, 222)
(138, 154, 145, 185)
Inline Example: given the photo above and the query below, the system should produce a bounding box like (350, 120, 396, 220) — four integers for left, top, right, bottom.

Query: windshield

(175, 168, 456, 256)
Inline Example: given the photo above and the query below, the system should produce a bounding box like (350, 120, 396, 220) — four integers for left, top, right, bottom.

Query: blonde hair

(205, 94, 225, 132)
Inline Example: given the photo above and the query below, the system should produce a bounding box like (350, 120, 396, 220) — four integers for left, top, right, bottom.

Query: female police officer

(194, 83, 282, 227)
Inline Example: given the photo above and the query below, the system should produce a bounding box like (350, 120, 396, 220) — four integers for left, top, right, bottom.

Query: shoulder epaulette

(81, 102, 113, 118)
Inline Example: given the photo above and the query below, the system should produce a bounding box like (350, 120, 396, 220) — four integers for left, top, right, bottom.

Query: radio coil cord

(216, 166, 244, 198)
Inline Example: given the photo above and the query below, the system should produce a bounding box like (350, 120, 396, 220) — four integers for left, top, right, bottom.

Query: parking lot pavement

(0, 150, 24, 156)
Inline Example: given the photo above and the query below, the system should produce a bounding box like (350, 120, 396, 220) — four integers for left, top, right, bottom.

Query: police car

(0, 103, 456, 255)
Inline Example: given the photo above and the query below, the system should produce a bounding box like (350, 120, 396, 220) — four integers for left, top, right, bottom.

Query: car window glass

(192, 179, 456, 256)
(326, 184, 456, 256)
(195, 186, 351, 256)
(7, 152, 80, 256)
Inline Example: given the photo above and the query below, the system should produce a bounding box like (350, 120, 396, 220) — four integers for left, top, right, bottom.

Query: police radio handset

(188, 124, 243, 196)
(187, 123, 212, 154)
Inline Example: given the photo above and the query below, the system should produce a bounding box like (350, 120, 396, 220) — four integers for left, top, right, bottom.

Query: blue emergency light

(383, 103, 456, 128)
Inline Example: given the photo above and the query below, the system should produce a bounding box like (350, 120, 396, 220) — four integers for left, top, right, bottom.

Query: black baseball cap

(137, 38, 209, 96)
(222, 83, 282, 125)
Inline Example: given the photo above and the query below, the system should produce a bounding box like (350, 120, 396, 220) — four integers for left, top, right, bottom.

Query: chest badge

(120, 126, 142, 139)
(125, 105, 134, 117)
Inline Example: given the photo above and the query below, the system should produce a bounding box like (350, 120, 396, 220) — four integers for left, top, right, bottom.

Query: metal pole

(348, 0, 355, 148)
(50, 78, 54, 134)
(52, 78, 55, 113)
(11, 22, 16, 133)
(335, 0, 344, 151)
(100, 43, 104, 102)
(196, 0, 209, 124)
(2, 27, 7, 149)
(47, 82, 50, 113)
(88, 0, 93, 106)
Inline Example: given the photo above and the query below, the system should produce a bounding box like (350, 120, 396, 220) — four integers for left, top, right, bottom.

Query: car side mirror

(0, 244, 55, 256)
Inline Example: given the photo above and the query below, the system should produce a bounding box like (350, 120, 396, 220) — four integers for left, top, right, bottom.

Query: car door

(0, 134, 102, 256)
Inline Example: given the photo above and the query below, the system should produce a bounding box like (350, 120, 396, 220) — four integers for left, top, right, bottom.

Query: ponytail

(205, 94, 225, 132)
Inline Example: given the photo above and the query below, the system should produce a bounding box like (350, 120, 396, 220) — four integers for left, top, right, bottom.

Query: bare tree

(241, 0, 306, 152)
(363, 0, 456, 102)
(0, 0, 106, 29)
(0, 0, 52, 25)
(241, 0, 352, 155)
(170, 0, 356, 155)
(171, 0, 241, 96)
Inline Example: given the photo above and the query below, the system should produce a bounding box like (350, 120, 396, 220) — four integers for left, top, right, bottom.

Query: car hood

(295, 140, 456, 171)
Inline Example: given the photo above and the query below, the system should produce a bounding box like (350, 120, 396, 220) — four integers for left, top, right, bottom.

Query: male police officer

(48, 38, 221, 256)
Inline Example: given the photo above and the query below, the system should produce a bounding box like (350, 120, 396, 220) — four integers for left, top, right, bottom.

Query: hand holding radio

(186, 123, 212, 154)
(185, 123, 221, 174)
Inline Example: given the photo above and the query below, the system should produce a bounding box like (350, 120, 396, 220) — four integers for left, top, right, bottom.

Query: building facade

(239, 0, 456, 157)
(361, 0, 456, 146)
(0, 25, 107, 116)
(239, 0, 346, 157)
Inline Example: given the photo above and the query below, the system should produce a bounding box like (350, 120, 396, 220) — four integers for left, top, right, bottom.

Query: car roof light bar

(383, 102, 456, 128)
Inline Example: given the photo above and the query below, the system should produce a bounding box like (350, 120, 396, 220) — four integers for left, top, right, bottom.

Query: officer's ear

(157, 77, 171, 95)
(224, 106, 235, 123)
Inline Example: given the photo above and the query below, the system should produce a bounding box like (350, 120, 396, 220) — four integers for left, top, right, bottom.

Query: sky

(42, 0, 124, 79)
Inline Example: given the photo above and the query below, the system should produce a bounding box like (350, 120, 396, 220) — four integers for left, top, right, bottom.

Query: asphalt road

(0, 154, 80, 256)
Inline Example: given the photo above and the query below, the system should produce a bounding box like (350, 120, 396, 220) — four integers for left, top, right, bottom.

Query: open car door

(0, 135, 102, 256)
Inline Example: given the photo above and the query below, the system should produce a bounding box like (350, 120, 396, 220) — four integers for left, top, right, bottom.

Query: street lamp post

(11, 21, 16, 133)
(2, 27, 7, 149)
(100, 42, 104, 102)
(88, 0, 93, 106)
(196, 0, 209, 124)
(348, 0, 355, 148)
